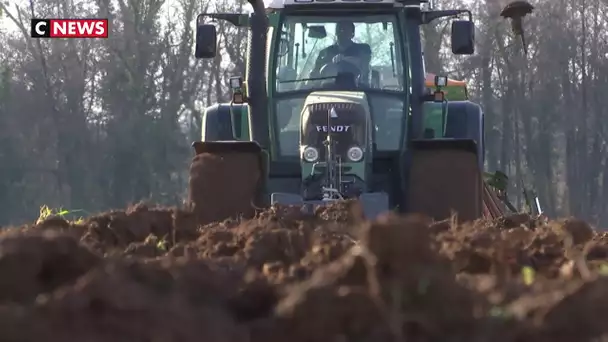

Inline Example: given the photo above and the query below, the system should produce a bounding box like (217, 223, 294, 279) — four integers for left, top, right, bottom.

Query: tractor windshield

(272, 13, 408, 158)
(275, 14, 405, 92)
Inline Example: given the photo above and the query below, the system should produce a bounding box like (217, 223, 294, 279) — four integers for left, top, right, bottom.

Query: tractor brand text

(315, 125, 351, 132)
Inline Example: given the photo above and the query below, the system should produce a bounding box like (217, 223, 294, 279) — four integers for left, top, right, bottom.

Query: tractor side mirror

(195, 24, 217, 58)
(451, 20, 475, 55)
(308, 25, 327, 39)
(433, 75, 447, 102)
(229, 76, 245, 104)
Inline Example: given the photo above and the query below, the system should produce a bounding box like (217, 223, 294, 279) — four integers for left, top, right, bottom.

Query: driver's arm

(360, 44, 372, 66)
(346, 45, 371, 68)
(338, 44, 372, 83)
(358, 44, 372, 82)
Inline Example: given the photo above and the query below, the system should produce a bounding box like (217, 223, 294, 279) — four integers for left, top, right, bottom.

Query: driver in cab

(310, 20, 372, 85)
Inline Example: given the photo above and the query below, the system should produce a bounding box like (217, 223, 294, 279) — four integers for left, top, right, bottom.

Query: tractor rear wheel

(187, 141, 264, 225)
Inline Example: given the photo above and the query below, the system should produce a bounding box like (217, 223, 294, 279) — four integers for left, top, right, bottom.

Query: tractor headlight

(302, 146, 319, 162)
(347, 146, 363, 162)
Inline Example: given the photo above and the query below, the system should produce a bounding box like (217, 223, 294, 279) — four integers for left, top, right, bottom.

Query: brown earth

(188, 151, 262, 225)
(0, 202, 608, 341)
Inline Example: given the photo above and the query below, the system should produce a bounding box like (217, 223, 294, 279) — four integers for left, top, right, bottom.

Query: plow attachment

(407, 139, 483, 222)
(483, 182, 506, 219)
(271, 192, 390, 220)
(188, 141, 266, 224)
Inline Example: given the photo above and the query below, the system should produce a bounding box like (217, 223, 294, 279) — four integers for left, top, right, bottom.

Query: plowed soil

(188, 151, 262, 224)
(1, 202, 608, 342)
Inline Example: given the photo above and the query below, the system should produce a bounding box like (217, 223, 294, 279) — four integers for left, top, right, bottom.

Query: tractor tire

(187, 147, 262, 225)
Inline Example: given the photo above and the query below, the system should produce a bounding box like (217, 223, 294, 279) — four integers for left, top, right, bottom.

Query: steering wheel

(319, 59, 361, 79)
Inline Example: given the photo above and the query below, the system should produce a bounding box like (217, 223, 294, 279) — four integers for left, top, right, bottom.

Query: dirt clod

(188, 151, 261, 225)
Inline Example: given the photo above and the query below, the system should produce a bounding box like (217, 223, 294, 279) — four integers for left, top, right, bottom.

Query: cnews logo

(31, 19, 109, 38)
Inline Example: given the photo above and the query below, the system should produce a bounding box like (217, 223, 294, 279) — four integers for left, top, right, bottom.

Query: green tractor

(188, 0, 494, 222)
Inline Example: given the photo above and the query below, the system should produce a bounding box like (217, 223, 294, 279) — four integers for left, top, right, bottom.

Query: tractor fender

(444, 101, 484, 169)
(202, 103, 247, 141)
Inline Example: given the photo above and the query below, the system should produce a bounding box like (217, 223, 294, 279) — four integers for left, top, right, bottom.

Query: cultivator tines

(483, 182, 506, 220)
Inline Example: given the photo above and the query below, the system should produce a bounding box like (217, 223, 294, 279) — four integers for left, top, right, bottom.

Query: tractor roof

(264, 0, 426, 9)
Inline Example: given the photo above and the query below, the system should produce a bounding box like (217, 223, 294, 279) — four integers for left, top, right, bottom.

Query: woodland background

(0, 0, 606, 227)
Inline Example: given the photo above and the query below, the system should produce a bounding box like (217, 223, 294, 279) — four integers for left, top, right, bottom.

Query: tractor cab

(272, 10, 409, 161)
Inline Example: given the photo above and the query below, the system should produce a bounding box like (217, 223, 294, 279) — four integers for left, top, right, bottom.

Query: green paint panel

(239, 106, 250, 140)
(268, 13, 280, 26)
(422, 101, 447, 138)
(440, 85, 467, 101)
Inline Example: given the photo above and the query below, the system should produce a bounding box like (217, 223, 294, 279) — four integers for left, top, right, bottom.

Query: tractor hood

(300, 91, 369, 161)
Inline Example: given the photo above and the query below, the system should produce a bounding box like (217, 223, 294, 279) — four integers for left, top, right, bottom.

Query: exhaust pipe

(247, 0, 266, 14)
(245, 0, 270, 149)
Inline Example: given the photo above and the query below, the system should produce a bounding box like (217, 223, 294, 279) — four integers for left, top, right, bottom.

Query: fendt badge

(315, 125, 351, 132)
